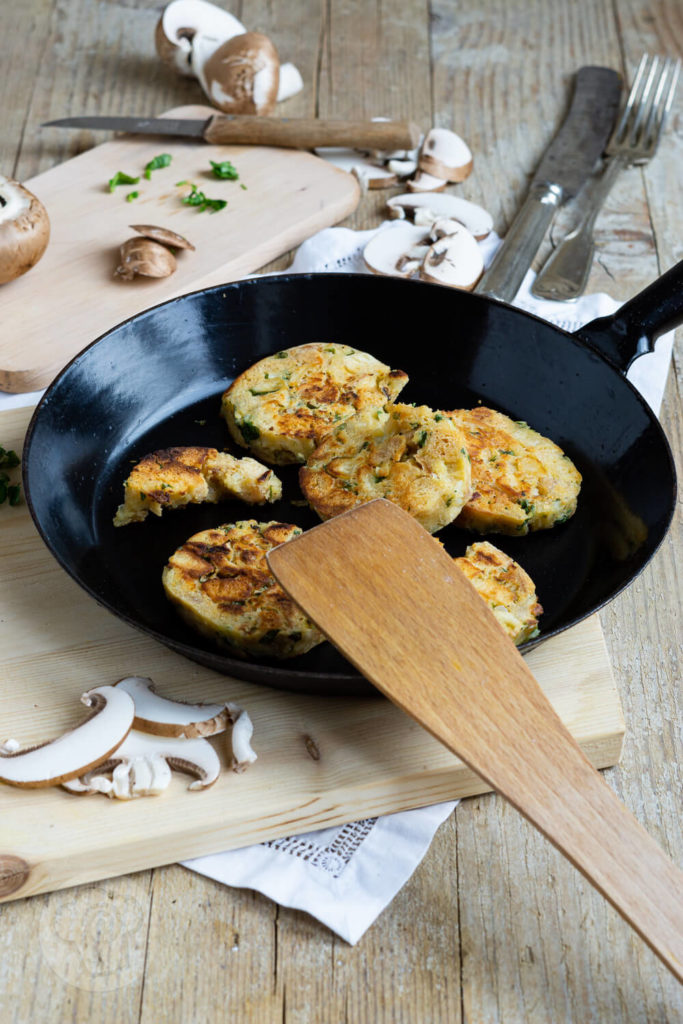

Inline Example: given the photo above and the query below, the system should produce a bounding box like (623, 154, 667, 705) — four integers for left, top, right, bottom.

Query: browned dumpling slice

(454, 541, 543, 645)
(162, 521, 324, 659)
(300, 403, 472, 534)
(113, 446, 282, 526)
(221, 342, 409, 465)
(447, 407, 581, 535)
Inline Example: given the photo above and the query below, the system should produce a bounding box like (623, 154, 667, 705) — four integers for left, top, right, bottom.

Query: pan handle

(573, 259, 683, 373)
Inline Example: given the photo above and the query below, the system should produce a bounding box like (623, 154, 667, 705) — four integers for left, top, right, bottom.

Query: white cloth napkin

(1, 223, 675, 944)
(182, 223, 676, 943)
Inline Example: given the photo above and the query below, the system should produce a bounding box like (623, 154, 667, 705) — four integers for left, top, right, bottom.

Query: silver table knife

(476, 66, 621, 303)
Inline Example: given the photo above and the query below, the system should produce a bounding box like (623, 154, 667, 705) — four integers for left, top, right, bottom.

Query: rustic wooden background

(1, 0, 682, 1021)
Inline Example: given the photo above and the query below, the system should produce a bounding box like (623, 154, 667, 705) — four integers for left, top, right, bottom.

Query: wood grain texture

(0, 0, 681, 1020)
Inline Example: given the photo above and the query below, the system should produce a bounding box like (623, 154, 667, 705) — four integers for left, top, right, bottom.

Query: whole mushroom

(195, 31, 280, 115)
(0, 176, 50, 285)
(154, 0, 246, 76)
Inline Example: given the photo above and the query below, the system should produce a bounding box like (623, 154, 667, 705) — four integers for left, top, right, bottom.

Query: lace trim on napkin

(263, 818, 378, 878)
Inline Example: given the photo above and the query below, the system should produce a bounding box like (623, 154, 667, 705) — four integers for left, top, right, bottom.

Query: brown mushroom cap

(0, 177, 50, 285)
(197, 31, 280, 115)
(130, 224, 195, 250)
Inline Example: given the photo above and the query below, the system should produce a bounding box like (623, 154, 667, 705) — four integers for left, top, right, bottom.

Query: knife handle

(476, 183, 563, 303)
(203, 114, 423, 152)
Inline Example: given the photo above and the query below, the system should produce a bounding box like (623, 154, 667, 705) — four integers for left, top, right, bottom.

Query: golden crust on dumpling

(300, 403, 472, 533)
(221, 342, 409, 465)
(447, 407, 581, 535)
(113, 446, 281, 526)
(162, 521, 324, 659)
(454, 541, 543, 645)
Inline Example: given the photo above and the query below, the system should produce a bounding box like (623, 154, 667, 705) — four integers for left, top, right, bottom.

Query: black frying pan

(22, 269, 680, 695)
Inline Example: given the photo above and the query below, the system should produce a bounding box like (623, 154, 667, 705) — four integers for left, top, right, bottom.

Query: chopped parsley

(125, 190, 139, 202)
(210, 159, 239, 180)
(238, 419, 260, 442)
(0, 446, 21, 507)
(108, 171, 140, 192)
(144, 153, 172, 179)
(180, 183, 227, 213)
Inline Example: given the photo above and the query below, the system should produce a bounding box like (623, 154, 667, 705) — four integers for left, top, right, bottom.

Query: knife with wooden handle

(42, 114, 423, 152)
(476, 66, 621, 304)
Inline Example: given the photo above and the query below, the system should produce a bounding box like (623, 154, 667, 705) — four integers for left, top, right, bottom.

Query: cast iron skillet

(22, 268, 681, 695)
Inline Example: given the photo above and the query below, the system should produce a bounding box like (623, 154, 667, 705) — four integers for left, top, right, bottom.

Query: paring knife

(42, 114, 423, 153)
(476, 66, 621, 303)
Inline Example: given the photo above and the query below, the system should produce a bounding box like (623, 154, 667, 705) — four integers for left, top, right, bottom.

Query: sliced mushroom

(386, 157, 419, 178)
(386, 192, 493, 240)
(225, 703, 257, 771)
(61, 731, 221, 799)
(419, 225, 484, 291)
(0, 686, 134, 788)
(113, 676, 229, 738)
(418, 127, 473, 183)
(406, 170, 448, 193)
(313, 148, 398, 190)
(0, 176, 50, 285)
(115, 237, 177, 281)
(363, 223, 429, 277)
(195, 31, 280, 116)
(129, 225, 195, 250)
(154, 0, 246, 77)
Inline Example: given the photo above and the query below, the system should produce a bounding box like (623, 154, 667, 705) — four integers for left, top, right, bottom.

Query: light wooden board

(0, 404, 624, 903)
(0, 105, 360, 394)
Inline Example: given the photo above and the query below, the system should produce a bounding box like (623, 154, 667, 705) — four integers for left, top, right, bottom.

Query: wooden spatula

(267, 499, 683, 981)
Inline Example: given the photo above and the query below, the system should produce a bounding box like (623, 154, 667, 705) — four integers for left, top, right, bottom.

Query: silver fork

(532, 54, 681, 301)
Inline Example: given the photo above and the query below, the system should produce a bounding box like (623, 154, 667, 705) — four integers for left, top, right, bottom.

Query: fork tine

(629, 55, 659, 143)
(643, 57, 680, 152)
(613, 54, 649, 144)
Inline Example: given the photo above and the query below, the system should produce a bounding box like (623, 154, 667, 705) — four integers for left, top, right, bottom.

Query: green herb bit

(210, 159, 239, 180)
(126, 191, 139, 202)
(181, 183, 227, 213)
(8, 484, 21, 506)
(240, 183, 248, 190)
(518, 498, 535, 514)
(108, 171, 140, 192)
(143, 153, 172, 180)
(417, 431, 428, 447)
(0, 447, 20, 469)
(238, 419, 260, 442)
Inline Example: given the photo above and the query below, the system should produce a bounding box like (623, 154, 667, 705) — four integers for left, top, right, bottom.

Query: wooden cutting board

(0, 405, 624, 903)
(0, 105, 360, 394)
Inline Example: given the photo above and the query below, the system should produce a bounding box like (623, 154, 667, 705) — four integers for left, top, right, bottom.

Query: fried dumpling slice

(221, 342, 409, 466)
(162, 521, 324, 659)
(113, 446, 282, 526)
(447, 407, 581, 535)
(454, 540, 543, 645)
(300, 403, 472, 534)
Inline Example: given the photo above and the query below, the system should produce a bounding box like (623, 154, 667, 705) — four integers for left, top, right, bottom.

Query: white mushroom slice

(226, 703, 257, 771)
(386, 193, 493, 240)
(62, 731, 221, 799)
(419, 226, 484, 291)
(113, 676, 230, 738)
(418, 127, 473, 183)
(195, 31, 281, 116)
(0, 686, 134, 788)
(0, 176, 51, 285)
(386, 157, 419, 178)
(406, 170, 448, 193)
(363, 223, 430, 277)
(277, 62, 304, 102)
(155, 0, 246, 77)
(429, 217, 467, 240)
(313, 148, 398, 190)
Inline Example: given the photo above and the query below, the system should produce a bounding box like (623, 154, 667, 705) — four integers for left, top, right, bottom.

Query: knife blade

(42, 114, 423, 153)
(476, 66, 622, 303)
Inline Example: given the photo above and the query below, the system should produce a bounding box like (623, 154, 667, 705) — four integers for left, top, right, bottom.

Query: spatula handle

(491, 740, 683, 982)
(204, 114, 423, 151)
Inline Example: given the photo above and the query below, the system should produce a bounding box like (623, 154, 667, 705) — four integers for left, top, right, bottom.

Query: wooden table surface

(1, 1, 682, 1021)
